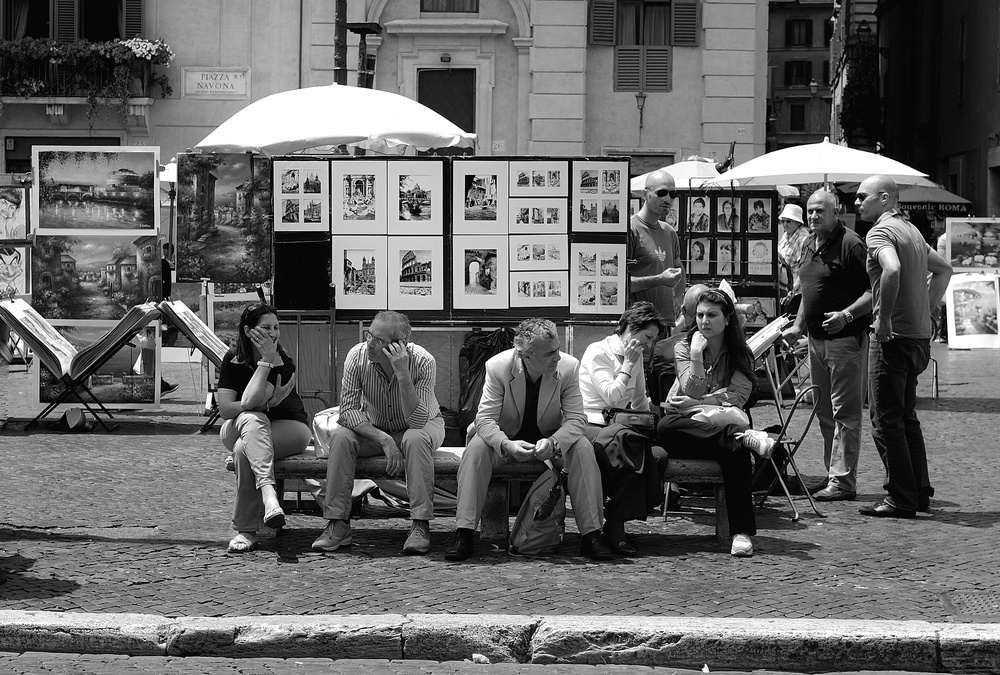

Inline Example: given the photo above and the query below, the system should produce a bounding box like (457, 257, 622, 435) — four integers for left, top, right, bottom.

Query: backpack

(508, 468, 566, 556)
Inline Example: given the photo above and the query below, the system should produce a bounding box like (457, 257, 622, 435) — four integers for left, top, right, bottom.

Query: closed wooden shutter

(124, 0, 143, 38)
(590, 0, 616, 46)
(670, 0, 698, 46)
(614, 46, 642, 91)
(52, 0, 78, 42)
(644, 46, 671, 91)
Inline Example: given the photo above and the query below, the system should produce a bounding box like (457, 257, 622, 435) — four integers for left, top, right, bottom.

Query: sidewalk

(1, 342, 999, 670)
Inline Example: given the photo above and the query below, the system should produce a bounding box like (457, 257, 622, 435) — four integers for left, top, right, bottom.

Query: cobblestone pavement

(1, 342, 999, 623)
(0, 654, 954, 675)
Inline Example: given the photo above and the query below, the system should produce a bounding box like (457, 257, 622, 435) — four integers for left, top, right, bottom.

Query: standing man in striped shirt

(312, 310, 445, 555)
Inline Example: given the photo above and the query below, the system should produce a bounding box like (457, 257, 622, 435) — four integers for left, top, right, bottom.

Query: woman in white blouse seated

(579, 301, 669, 556)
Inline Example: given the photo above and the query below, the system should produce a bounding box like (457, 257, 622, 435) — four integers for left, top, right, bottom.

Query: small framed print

(0, 243, 30, 297)
(738, 294, 778, 329)
(387, 160, 444, 235)
(947, 273, 1000, 347)
(0, 186, 27, 239)
(714, 239, 742, 277)
(274, 159, 330, 232)
(747, 196, 774, 234)
(747, 239, 774, 276)
(570, 243, 626, 315)
(387, 237, 444, 311)
(688, 237, 710, 276)
(453, 160, 510, 234)
(947, 218, 1000, 271)
(715, 197, 740, 234)
(509, 235, 568, 271)
(510, 271, 569, 308)
(331, 161, 386, 235)
(508, 198, 566, 234)
(572, 160, 629, 233)
(333, 235, 388, 310)
(509, 161, 569, 197)
(453, 235, 509, 310)
(686, 195, 710, 234)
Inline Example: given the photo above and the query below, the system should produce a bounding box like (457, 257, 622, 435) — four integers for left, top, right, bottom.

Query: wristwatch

(843, 309, 855, 324)
(257, 360, 274, 369)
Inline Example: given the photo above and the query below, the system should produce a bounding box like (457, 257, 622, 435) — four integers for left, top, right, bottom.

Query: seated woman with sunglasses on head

(656, 289, 776, 558)
(218, 303, 310, 553)
(627, 170, 685, 328)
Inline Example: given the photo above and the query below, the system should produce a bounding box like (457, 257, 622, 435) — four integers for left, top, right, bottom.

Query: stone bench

(662, 458, 728, 542)
(273, 446, 546, 542)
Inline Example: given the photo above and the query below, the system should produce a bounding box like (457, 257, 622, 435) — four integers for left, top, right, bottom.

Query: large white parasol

(195, 84, 477, 155)
(630, 160, 721, 195)
(703, 137, 930, 187)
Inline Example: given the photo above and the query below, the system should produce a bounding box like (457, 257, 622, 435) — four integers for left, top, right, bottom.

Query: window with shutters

(784, 60, 812, 87)
(0, 0, 141, 40)
(591, 0, 698, 92)
(789, 103, 806, 132)
(785, 19, 812, 47)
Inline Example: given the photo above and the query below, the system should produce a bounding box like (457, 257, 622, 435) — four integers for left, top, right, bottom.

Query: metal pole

(334, 0, 348, 85)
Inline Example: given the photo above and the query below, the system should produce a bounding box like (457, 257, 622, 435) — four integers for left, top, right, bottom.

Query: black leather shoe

(580, 531, 614, 561)
(604, 533, 638, 557)
(918, 496, 931, 512)
(858, 500, 916, 519)
(445, 530, 474, 561)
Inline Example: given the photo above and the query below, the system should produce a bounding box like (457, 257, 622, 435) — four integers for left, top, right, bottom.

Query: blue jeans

(868, 336, 932, 511)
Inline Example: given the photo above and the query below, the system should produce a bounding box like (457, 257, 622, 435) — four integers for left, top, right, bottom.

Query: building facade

(1, 0, 770, 178)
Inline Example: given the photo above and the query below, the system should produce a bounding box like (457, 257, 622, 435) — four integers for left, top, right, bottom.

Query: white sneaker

(731, 533, 754, 557)
(737, 429, 776, 459)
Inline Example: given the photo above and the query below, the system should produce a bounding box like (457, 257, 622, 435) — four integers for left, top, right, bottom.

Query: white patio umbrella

(703, 137, 929, 188)
(195, 83, 477, 155)
(630, 160, 721, 196)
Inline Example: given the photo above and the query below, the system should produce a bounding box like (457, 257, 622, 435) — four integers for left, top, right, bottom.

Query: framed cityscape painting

(947, 272, 1000, 348)
(333, 235, 388, 310)
(452, 235, 509, 310)
(273, 159, 330, 233)
(331, 160, 386, 235)
(946, 218, 1000, 271)
(570, 242, 626, 315)
(386, 160, 444, 236)
(32, 146, 159, 236)
(508, 160, 569, 197)
(387, 236, 444, 311)
(571, 159, 628, 233)
(510, 271, 569, 308)
(453, 160, 509, 235)
(509, 235, 568, 271)
(508, 198, 567, 234)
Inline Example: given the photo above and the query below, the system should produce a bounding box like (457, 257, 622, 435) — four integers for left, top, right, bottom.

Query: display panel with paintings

(453, 160, 509, 235)
(387, 237, 444, 311)
(32, 147, 159, 236)
(332, 236, 388, 310)
(946, 272, 1000, 349)
(946, 218, 1000, 271)
(452, 235, 509, 310)
(508, 161, 569, 197)
(176, 153, 272, 283)
(273, 159, 330, 233)
(0, 186, 28, 239)
(572, 160, 628, 233)
(387, 160, 444, 235)
(510, 271, 569, 308)
(331, 160, 387, 235)
(570, 243, 626, 315)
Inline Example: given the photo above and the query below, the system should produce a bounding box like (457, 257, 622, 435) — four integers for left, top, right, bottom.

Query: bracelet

(257, 360, 273, 369)
(843, 309, 855, 324)
(621, 370, 632, 380)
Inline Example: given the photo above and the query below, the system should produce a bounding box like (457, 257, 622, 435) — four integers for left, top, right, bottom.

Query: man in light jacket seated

(445, 318, 612, 562)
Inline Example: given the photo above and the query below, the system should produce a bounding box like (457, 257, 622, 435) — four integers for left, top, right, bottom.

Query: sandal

(227, 532, 257, 553)
(263, 506, 286, 529)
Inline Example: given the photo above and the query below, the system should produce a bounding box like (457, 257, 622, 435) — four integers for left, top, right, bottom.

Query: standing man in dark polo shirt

(782, 190, 871, 501)
(628, 170, 684, 327)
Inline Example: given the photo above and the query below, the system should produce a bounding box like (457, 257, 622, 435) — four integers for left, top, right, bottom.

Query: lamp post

(635, 91, 647, 129)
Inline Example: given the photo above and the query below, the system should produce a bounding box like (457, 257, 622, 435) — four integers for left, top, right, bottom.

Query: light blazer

(473, 347, 587, 454)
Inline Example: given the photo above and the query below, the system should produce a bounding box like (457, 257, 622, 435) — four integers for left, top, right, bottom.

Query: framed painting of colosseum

(333, 235, 388, 310)
(571, 159, 628, 234)
(387, 237, 443, 311)
(452, 160, 509, 235)
(331, 160, 386, 235)
(452, 235, 509, 310)
(508, 160, 569, 198)
(274, 159, 330, 233)
(32, 146, 159, 237)
(386, 160, 444, 236)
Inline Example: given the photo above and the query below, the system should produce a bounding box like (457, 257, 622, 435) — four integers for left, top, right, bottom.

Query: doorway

(418, 68, 475, 155)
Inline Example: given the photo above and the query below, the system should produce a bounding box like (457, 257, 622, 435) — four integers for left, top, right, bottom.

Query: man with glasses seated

(312, 310, 445, 555)
(628, 170, 685, 328)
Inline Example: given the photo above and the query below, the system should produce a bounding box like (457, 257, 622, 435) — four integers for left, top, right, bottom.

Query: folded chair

(751, 383, 826, 522)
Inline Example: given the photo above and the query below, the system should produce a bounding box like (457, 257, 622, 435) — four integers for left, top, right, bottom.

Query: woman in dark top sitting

(218, 303, 310, 553)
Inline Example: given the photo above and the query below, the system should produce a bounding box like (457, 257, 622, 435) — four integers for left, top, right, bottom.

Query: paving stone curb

(1, 611, 998, 671)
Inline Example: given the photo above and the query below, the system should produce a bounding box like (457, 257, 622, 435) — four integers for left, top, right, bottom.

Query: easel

(199, 277, 221, 432)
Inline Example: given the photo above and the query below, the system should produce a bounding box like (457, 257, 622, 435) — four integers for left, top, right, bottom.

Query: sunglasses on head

(652, 188, 677, 200)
